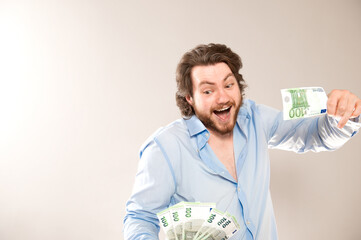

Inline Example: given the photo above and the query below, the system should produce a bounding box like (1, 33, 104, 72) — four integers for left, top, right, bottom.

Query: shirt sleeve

(123, 140, 176, 240)
(256, 104, 361, 153)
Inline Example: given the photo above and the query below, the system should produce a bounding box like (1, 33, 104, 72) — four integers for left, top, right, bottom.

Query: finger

(335, 95, 348, 118)
(337, 98, 355, 128)
(351, 99, 361, 118)
(327, 90, 340, 116)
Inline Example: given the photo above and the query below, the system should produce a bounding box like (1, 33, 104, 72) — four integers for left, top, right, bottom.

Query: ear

(185, 95, 193, 106)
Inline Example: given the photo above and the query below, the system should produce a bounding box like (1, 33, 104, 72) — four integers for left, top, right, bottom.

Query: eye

(203, 90, 212, 95)
(225, 83, 234, 88)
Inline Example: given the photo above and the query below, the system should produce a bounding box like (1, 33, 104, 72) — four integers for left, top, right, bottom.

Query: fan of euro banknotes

(157, 202, 240, 240)
(281, 87, 328, 120)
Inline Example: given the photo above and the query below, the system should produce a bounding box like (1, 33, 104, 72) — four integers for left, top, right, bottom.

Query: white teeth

(217, 106, 231, 111)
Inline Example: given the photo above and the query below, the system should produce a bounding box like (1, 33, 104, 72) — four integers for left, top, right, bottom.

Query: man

(124, 43, 361, 239)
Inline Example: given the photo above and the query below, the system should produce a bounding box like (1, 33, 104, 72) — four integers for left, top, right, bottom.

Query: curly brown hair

(175, 43, 247, 118)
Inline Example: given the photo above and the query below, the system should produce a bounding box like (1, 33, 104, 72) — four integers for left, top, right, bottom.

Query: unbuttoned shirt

(124, 99, 360, 240)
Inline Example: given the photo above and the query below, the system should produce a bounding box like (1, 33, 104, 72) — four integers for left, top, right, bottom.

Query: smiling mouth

(213, 106, 231, 120)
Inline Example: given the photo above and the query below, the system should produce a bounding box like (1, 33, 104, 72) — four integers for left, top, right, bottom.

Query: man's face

(186, 62, 242, 135)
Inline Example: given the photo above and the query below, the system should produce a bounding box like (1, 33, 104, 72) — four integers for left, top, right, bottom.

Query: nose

(216, 88, 230, 105)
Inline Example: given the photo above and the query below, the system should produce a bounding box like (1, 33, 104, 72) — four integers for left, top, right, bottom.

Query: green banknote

(196, 210, 240, 240)
(169, 202, 186, 240)
(183, 202, 216, 240)
(157, 208, 177, 240)
(157, 202, 240, 240)
(194, 208, 228, 240)
(281, 87, 328, 120)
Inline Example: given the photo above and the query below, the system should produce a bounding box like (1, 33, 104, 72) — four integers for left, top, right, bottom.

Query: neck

(208, 129, 233, 143)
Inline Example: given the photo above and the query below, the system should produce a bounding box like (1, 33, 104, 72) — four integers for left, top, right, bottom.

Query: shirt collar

(236, 102, 251, 129)
(184, 115, 208, 137)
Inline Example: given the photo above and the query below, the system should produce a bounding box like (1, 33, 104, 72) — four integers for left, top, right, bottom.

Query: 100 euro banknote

(194, 208, 240, 240)
(169, 202, 186, 240)
(157, 208, 177, 240)
(158, 202, 240, 240)
(281, 87, 328, 120)
(183, 202, 216, 240)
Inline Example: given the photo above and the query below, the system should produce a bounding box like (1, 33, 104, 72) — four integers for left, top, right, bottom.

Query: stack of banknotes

(157, 202, 240, 240)
(281, 87, 328, 120)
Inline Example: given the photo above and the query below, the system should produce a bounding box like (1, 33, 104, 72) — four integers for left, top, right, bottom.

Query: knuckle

(338, 105, 346, 112)
(327, 100, 336, 108)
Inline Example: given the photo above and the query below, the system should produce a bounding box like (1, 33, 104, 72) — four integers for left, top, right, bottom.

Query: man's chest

(212, 146, 237, 181)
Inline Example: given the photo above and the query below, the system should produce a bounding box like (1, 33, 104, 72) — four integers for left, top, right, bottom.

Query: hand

(327, 89, 361, 128)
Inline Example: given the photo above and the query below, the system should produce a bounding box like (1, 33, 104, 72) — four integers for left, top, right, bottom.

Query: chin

(211, 121, 236, 135)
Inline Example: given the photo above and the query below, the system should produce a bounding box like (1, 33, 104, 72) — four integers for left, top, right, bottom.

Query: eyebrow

(198, 73, 235, 87)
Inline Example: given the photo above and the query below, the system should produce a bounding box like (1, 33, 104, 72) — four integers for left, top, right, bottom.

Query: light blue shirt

(124, 99, 360, 240)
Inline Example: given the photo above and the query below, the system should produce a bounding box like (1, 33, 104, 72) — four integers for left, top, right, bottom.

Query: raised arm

(256, 89, 361, 153)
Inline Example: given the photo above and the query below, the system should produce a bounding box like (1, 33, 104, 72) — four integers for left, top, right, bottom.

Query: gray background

(0, 0, 360, 239)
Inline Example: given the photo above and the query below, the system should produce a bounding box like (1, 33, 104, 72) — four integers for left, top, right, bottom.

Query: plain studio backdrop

(0, 1, 360, 239)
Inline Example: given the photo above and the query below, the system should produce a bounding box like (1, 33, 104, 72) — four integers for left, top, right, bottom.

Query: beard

(195, 98, 242, 135)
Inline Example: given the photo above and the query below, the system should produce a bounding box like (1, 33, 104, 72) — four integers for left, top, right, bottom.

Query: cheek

(194, 95, 213, 111)
(233, 89, 242, 102)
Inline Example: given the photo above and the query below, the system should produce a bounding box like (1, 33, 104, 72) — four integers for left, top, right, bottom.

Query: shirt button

(205, 133, 209, 137)
(246, 220, 251, 225)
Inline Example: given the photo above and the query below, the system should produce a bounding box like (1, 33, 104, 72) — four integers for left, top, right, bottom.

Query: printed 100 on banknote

(157, 202, 240, 240)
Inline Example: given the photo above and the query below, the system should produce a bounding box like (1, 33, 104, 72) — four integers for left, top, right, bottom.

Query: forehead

(191, 62, 233, 85)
